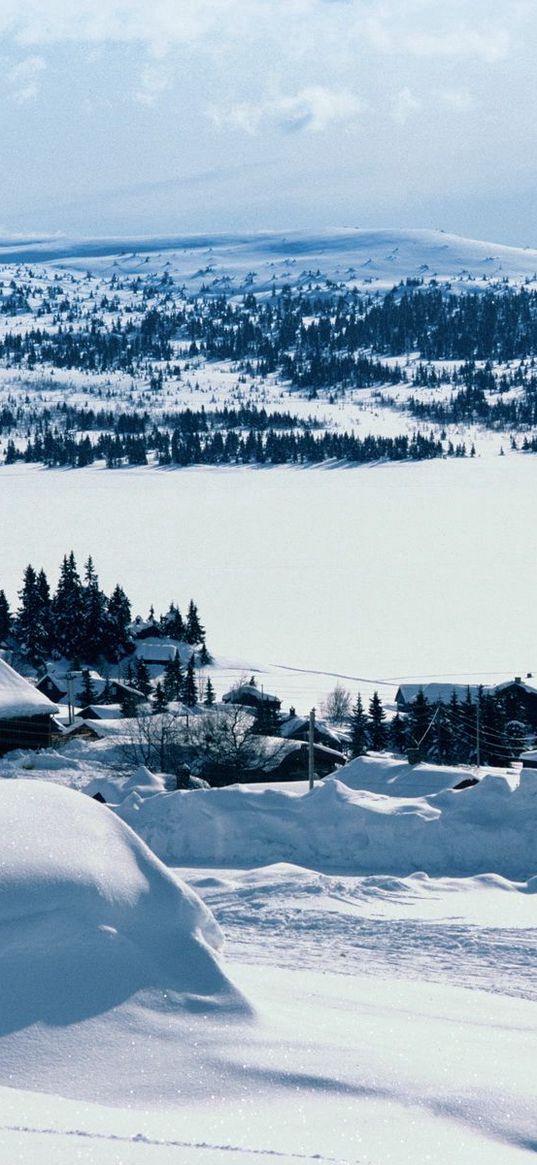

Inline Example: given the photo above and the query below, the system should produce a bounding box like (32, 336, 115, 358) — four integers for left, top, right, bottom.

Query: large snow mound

(335, 754, 510, 797)
(0, 780, 245, 1034)
(117, 771, 537, 879)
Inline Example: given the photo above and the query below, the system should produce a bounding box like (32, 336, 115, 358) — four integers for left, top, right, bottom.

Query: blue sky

(0, 0, 536, 244)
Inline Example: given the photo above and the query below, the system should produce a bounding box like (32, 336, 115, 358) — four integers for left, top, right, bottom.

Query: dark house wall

(0, 714, 54, 756)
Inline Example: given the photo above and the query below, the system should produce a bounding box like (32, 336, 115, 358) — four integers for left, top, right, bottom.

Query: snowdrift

(0, 780, 245, 1035)
(335, 754, 507, 797)
(117, 771, 537, 880)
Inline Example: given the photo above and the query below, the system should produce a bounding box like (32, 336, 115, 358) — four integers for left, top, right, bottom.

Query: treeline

(407, 359, 537, 430)
(5, 426, 446, 468)
(0, 553, 208, 666)
(349, 688, 528, 766)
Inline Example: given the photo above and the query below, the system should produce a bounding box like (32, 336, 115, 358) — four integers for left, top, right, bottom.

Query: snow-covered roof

(135, 639, 177, 663)
(0, 657, 59, 720)
(279, 715, 342, 746)
(396, 683, 491, 705)
(222, 683, 280, 705)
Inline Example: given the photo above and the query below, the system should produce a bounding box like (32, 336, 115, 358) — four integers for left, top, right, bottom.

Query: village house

(0, 657, 59, 754)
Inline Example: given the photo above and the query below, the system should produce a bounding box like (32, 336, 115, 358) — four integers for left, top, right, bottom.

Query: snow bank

(0, 780, 246, 1034)
(117, 771, 537, 879)
(335, 754, 509, 797)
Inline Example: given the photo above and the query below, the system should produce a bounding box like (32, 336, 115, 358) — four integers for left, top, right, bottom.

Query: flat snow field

(1, 455, 537, 684)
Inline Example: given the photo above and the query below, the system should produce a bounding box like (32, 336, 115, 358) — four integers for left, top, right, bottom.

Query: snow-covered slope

(2, 227, 537, 291)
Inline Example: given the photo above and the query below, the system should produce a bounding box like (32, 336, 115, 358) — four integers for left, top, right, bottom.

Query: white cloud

(439, 88, 473, 112)
(0, 1, 521, 65)
(6, 54, 46, 103)
(391, 87, 421, 125)
(212, 87, 363, 135)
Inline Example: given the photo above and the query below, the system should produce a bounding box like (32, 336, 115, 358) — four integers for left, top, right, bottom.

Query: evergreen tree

(429, 704, 453, 764)
(197, 642, 212, 666)
(17, 564, 50, 662)
(389, 711, 407, 755)
(406, 690, 431, 755)
(120, 689, 139, 717)
(183, 655, 198, 706)
(349, 693, 369, 757)
(80, 557, 108, 661)
(204, 677, 216, 707)
(185, 600, 205, 645)
(368, 691, 387, 751)
(78, 667, 97, 706)
(134, 657, 152, 698)
(152, 681, 169, 713)
(161, 602, 185, 640)
(53, 552, 84, 659)
(0, 589, 11, 642)
(162, 654, 184, 702)
(106, 584, 132, 658)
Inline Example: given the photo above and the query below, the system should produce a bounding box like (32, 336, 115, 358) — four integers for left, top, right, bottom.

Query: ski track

(193, 880, 537, 1002)
(1, 1124, 359, 1163)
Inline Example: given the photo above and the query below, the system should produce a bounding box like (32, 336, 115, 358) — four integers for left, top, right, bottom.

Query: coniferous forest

(0, 553, 208, 667)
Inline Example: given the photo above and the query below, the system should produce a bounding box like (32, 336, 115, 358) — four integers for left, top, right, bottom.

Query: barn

(0, 658, 59, 755)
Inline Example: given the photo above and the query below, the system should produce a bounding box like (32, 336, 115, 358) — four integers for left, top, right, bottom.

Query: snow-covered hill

(2, 227, 537, 292)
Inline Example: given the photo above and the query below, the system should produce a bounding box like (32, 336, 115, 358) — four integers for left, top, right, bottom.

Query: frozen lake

(1, 456, 537, 685)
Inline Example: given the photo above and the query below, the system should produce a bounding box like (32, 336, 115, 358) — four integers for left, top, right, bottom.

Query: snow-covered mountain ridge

(2, 227, 537, 292)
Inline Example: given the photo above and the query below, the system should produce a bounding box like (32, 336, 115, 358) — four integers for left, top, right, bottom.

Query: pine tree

(368, 691, 387, 751)
(183, 655, 198, 706)
(161, 602, 185, 640)
(17, 564, 50, 662)
(197, 643, 212, 666)
(162, 654, 184, 702)
(106, 584, 132, 659)
(53, 552, 84, 659)
(406, 690, 431, 755)
(349, 694, 369, 757)
(78, 667, 97, 706)
(120, 689, 139, 717)
(152, 681, 169, 713)
(204, 677, 216, 707)
(389, 711, 407, 755)
(185, 600, 205, 645)
(80, 557, 108, 661)
(134, 657, 152, 698)
(0, 589, 11, 642)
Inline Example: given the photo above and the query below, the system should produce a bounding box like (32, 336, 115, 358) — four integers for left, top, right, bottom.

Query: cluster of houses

(3, 656, 537, 780)
(0, 656, 348, 781)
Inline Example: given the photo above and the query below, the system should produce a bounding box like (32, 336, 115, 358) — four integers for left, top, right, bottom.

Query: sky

(0, 0, 536, 245)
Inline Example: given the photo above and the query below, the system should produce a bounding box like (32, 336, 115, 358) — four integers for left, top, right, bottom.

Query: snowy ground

(1, 454, 537, 695)
(0, 761, 535, 1163)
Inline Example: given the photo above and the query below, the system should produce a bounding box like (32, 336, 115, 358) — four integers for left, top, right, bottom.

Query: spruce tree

(183, 655, 198, 706)
(17, 564, 50, 663)
(389, 711, 407, 755)
(163, 654, 184, 702)
(349, 694, 369, 757)
(134, 657, 152, 698)
(106, 584, 132, 659)
(204, 677, 216, 707)
(406, 690, 431, 755)
(152, 681, 169, 713)
(161, 603, 185, 640)
(78, 667, 97, 706)
(81, 557, 108, 661)
(368, 691, 387, 751)
(0, 589, 11, 642)
(53, 552, 84, 659)
(185, 600, 205, 645)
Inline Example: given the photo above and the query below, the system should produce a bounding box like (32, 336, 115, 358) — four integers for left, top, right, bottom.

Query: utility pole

(476, 696, 481, 770)
(308, 708, 315, 790)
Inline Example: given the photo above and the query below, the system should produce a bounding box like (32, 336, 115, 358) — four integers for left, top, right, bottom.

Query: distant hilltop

(1, 227, 537, 294)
